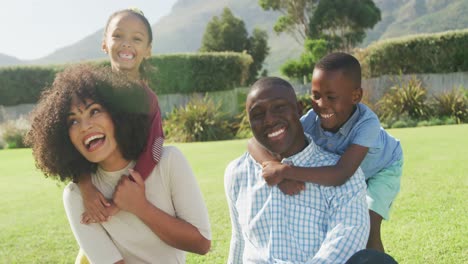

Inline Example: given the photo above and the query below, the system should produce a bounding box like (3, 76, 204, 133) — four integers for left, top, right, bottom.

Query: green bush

(164, 96, 233, 142)
(0, 66, 60, 106)
(297, 94, 313, 115)
(0, 53, 252, 105)
(357, 29, 468, 78)
(149, 52, 252, 94)
(233, 110, 252, 139)
(1, 118, 30, 149)
(431, 87, 468, 124)
(376, 76, 430, 124)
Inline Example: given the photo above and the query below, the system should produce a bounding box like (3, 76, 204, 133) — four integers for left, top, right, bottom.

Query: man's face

(246, 85, 305, 158)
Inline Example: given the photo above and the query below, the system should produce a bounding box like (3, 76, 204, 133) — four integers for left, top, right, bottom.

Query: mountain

(0, 53, 22, 67)
(1, 0, 467, 74)
(362, 0, 468, 46)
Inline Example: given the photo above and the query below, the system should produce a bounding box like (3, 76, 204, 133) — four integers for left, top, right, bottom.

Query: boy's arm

(76, 173, 112, 223)
(264, 144, 369, 187)
(247, 138, 281, 163)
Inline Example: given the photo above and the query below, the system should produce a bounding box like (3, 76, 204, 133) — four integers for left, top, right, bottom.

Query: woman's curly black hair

(25, 64, 150, 182)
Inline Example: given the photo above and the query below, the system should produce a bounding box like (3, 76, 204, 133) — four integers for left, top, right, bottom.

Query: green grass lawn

(0, 124, 467, 263)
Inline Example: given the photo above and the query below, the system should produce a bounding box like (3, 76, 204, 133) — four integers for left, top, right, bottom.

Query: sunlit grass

(0, 125, 466, 263)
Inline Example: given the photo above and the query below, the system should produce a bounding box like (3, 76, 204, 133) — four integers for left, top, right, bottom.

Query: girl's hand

(79, 180, 111, 224)
(81, 202, 120, 224)
(278, 179, 305, 196)
(262, 161, 288, 186)
(113, 169, 148, 216)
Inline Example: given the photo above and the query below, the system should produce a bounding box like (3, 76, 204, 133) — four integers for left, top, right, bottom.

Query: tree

(259, 0, 318, 43)
(259, 0, 381, 51)
(280, 39, 327, 83)
(309, 0, 381, 51)
(200, 8, 249, 52)
(200, 8, 270, 83)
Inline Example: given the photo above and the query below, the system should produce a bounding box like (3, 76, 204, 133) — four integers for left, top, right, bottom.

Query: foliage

(376, 76, 430, 124)
(0, 66, 60, 106)
(233, 110, 253, 139)
(200, 8, 249, 53)
(246, 28, 270, 83)
(259, 0, 380, 51)
(308, 0, 381, 51)
(0, 53, 253, 105)
(431, 87, 468, 124)
(200, 8, 269, 83)
(280, 38, 327, 82)
(0, 118, 30, 149)
(356, 29, 468, 78)
(163, 96, 233, 142)
(297, 94, 313, 115)
(258, 0, 316, 42)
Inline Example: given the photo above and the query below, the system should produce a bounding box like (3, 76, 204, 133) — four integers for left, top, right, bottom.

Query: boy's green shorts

(366, 159, 403, 220)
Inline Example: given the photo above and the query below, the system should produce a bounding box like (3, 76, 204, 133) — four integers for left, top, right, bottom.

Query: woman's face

(67, 97, 127, 171)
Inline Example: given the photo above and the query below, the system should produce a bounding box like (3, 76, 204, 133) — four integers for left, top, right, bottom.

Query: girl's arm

(77, 173, 114, 223)
(63, 184, 124, 263)
(263, 144, 369, 187)
(113, 148, 211, 255)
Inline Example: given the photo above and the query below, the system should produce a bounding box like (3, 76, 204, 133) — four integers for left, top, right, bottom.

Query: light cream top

(63, 146, 211, 264)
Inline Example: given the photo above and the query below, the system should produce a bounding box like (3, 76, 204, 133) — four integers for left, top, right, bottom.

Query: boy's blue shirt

(300, 103, 403, 179)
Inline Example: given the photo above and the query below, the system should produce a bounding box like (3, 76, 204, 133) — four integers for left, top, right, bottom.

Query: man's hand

(262, 161, 288, 186)
(78, 179, 111, 224)
(113, 169, 148, 216)
(278, 179, 305, 195)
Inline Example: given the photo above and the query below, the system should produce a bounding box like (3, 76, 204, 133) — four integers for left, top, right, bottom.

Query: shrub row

(0, 66, 61, 106)
(357, 29, 468, 78)
(149, 52, 252, 94)
(0, 52, 252, 106)
(375, 76, 467, 128)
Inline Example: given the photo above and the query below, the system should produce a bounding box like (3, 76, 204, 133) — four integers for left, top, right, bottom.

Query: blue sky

(1, 0, 177, 60)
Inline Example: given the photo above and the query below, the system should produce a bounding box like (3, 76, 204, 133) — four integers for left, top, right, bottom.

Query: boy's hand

(262, 161, 288, 186)
(78, 180, 111, 224)
(113, 169, 148, 216)
(278, 179, 305, 195)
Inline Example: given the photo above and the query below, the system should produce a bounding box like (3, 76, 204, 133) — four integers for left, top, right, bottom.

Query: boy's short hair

(25, 64, 150, 182)
(315, 52, 361, 87)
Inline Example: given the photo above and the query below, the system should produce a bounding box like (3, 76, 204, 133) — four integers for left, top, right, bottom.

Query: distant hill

(1, 0, 467, 74)
(0, 54, 22, 67)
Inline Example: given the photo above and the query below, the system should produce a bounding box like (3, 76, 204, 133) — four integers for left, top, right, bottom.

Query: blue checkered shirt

(224, 134, 370, 264)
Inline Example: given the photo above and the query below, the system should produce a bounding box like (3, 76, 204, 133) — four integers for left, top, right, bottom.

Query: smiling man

(224, 77, 370, 263)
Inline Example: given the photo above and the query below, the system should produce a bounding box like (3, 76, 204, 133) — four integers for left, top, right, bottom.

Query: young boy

(248, 52, 403, 252)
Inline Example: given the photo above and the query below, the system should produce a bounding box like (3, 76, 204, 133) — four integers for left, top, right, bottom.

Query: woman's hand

(113, 169, 148, 215)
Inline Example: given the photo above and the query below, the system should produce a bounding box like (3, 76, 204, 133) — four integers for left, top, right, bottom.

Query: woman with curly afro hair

(25, 65, 211, 263)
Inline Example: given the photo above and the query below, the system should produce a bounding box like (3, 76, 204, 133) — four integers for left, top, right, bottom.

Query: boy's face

(246, 84, 305, 158)
(310, 68, 362, 132)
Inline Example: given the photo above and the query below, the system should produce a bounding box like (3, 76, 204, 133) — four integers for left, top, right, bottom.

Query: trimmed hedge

(0, 66, 61, 106)
(357, 29, 468, 78)
(148, 52, 252, 94)
(0, 52, 252, 105)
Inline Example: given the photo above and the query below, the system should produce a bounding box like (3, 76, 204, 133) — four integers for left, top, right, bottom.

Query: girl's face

(102, 12, 152, 80)
(67, 97, 128, 171)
